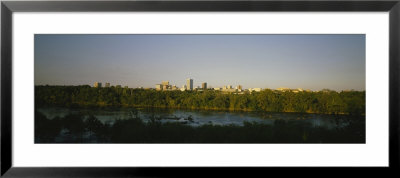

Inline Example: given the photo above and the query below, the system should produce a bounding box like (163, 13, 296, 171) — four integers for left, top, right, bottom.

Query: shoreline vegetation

(35, 85, 365, 115)
(34, 85, 366, 143)
(35, 110, 365, 143)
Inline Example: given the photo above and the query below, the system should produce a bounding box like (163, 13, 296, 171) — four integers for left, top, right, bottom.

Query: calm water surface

(37, 106, 359, 129)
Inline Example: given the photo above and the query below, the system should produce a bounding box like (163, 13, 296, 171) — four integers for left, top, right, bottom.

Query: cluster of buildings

(276, 87, 311, 93)
(155, 78, 259, 93)
(213, 85, 243, 92)
(155, 81, 178, 91)
(93, 82, 128, 89)
(155, 78, 208, 91)
(152, 78, 319, 94)
(93, 79, 316, 94)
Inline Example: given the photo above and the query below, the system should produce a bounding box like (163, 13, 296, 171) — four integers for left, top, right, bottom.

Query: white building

(155, 84, 162, 91)
(181, 85, 186, 91)
(249, 88, 262, 92)
(276, 87, 290, 91)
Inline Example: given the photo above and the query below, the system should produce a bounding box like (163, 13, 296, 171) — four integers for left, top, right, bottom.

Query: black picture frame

(1, 0, 399, 177)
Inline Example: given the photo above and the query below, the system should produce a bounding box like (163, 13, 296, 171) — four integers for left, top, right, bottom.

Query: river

(36, 106, 362, 129)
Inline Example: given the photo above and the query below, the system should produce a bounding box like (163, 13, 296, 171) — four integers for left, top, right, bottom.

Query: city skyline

(35, 34, 365, 91)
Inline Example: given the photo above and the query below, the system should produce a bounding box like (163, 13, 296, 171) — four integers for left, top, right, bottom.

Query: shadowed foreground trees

(35, 85, 365, 115)
(35, 111, 365, 143)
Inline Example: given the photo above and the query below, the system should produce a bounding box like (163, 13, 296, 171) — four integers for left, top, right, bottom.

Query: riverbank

(35, 110, 365, 143)
(37, 103, 363, 116)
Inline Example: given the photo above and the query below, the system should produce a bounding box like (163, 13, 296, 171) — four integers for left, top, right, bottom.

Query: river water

(36, 106, 361, 129)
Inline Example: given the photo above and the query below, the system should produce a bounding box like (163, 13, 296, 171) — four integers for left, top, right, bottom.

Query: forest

(35, 85, 365, 115)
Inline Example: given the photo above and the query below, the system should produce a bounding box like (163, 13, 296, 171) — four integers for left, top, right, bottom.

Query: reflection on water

(37, 106, 358, 129)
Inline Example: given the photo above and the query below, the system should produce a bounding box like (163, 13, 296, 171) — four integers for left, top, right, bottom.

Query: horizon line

(34, 84, 366, 92)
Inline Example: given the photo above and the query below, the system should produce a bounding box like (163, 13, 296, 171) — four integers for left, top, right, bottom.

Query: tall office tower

(202, 82, 207, 89)
(94, 82, 102, 88)
(186, 78, 193, 90)
(105, 83, 110, 87)
(237, 85, 242, 90)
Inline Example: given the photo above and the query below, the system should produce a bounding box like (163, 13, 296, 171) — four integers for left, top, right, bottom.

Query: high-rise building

(186, 78, 193, 90)
(237, 85, 242, 90)
(202, 82, 207, 89)
(94, 82, 102, 88)
(105, 83, 110, 87)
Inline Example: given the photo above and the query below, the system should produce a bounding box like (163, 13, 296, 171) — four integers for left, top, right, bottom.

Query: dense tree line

(35, 85, 365, 115)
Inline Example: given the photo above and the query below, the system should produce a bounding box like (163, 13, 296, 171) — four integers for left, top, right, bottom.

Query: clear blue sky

(35, 34, 365, 91)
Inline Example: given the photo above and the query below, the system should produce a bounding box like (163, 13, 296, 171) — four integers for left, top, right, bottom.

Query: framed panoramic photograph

(33, 33, 366, 144)
(1, 0, 399, 177)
